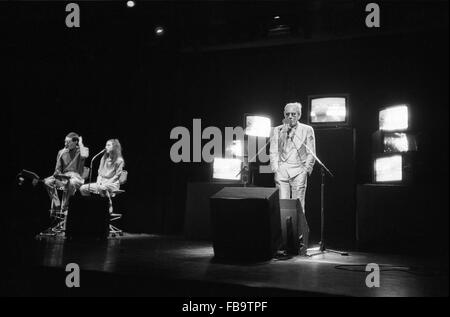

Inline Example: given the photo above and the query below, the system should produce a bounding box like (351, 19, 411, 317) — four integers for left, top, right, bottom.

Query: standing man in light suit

(270, 102, 316, 213)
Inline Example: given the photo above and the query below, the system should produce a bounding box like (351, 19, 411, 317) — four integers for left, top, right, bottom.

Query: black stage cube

(210, 187, 281, 261)
(184, 182, 245, 240)
(66, 193, 109, 240)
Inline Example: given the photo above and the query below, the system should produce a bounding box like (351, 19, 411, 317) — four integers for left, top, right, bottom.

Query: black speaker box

(66, 193, 109, 240)
(279, 199, 310, 255)
(184, 182, 244, 240)
(210, 187, 281, 261)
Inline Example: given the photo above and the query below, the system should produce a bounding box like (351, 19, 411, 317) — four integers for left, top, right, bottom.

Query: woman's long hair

(103, 139, 123, 164)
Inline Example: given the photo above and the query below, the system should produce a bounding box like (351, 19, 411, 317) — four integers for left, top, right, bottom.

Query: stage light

(227, 140, 244, 157)
(245, 115, 271, 138)
(274, 16, 280, 20)
(126, 1, 135, 8)
(379, 105, 408, 131)
(212, 158, 242, 181)
(155, 26, 165, 37)
(374, 155, 402, 182)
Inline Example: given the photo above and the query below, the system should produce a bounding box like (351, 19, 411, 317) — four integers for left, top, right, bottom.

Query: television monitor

(373, 154, 403, 183)
(244, 115, 272, 138)
(379, 104, 409, 131)
(212, 158, 243, 181)
(225, 140, 244, 158)
(372, 153, 416, 184)
(307, 94, 350, 127)
(372, 131, 418, 154)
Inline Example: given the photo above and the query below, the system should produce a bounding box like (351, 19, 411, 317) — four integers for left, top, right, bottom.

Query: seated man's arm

(77, 136, 89, 176)
(78, 136, 89, 159)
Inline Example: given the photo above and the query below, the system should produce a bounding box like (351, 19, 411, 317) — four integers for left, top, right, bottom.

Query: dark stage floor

(2, 234, 448, 297)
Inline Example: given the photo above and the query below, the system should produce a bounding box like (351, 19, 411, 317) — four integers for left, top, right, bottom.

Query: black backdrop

(3, 2, 448, 247)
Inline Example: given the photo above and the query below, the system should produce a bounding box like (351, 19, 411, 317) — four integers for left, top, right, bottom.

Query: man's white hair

(284, 102, 302, 114)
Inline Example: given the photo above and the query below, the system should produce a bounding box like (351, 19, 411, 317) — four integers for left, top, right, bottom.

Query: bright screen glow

(310, 97, 347, 123)
(374, 155, 402, 182)
(226, 140, 244, 157)
(213, 158, 242, 180)
(384, 133, 410, 153)
(245, 116, 271, 137)
(379, 105, 408, 131)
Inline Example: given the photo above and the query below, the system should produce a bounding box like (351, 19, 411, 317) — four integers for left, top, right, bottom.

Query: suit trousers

(44, 172, 84, 211)
(275, 164, 308, 213)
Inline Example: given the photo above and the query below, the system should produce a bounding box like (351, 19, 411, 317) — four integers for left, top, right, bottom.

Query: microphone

(93, 148, 106, 159)
(280, 118, 290, 133)
(282, 118, 294, 138)
(88, 149, 106, 192)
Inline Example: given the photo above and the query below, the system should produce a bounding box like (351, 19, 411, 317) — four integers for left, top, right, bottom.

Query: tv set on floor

(212, 157, 243, 182)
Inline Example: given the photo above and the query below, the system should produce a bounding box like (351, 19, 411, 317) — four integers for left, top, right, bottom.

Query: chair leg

(40, 192, 67, 237)
(109, 211, 123, 237)
(40, 214, 66, 237)
(109, 224, 123, 237)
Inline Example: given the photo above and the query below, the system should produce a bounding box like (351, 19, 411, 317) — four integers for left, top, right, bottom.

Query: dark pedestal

(66, 193, 109, 240)
(184, 182, 244, 240)
(356, 184, 448, 255)
(210, 187, 281, 261)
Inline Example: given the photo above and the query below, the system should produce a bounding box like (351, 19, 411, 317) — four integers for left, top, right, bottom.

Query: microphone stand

(235, 125, 295, 185)
(290, 133, 348, 257)
(236, 134, 273, 186)
(88, 149, 105, 193)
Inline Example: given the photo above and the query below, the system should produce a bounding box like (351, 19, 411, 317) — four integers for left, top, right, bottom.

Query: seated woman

(80, 139, 124, 197)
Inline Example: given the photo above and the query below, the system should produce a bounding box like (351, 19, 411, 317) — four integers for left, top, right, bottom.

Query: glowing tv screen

(379, 105, 408, 131)
(225, 140, 244, 158)
(310, 97, 347, 123)
(384, 133, 417, 153)
(307, 95, 350, 127)
(245, 115, 271, 138)
(212, 158, 242, 181)
(373, 155, 403, 182)
(372, 131, 418, 155)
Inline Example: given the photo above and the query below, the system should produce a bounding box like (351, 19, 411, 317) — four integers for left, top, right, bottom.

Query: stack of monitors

(211, 114, 272, 183)
(372, 104, 417, 184)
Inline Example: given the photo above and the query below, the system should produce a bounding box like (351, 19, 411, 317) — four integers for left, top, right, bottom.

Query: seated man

(44, 132, 89, 212)
(80, 139, 125, 198)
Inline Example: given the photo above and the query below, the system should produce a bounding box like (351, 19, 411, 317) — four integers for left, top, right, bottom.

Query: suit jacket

(269, 122, 316, 178)
(54, 147, 86, 176)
